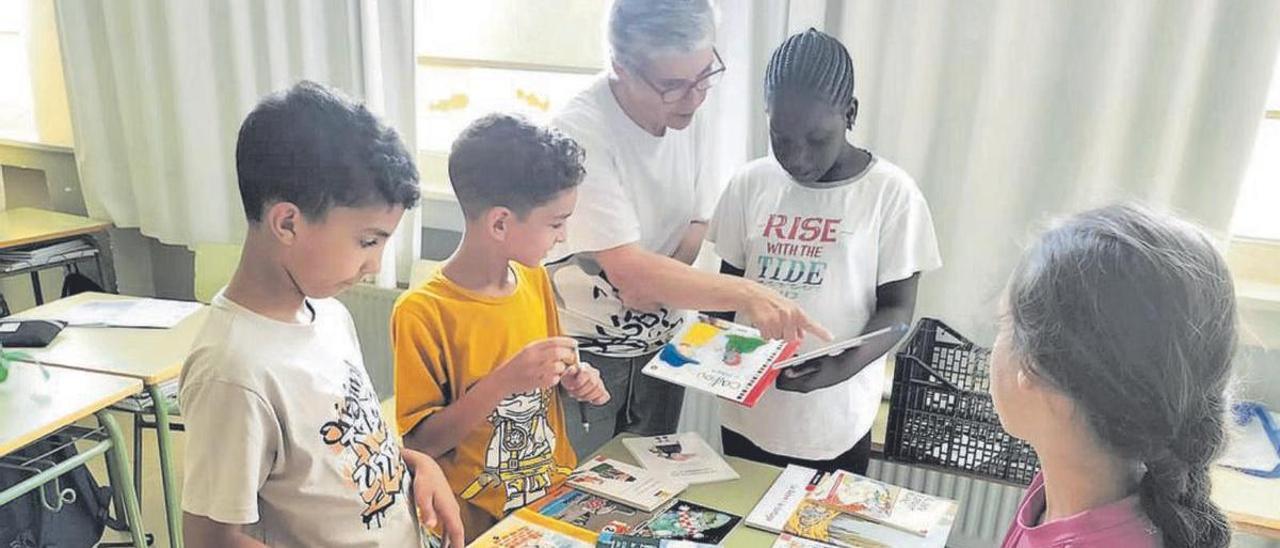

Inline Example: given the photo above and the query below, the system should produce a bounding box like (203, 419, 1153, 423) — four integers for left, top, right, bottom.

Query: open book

(642, 316, 907, 407)
(641, 314, 799, 407)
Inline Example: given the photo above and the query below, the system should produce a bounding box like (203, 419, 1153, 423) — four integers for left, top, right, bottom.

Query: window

(1230, 48, 1280, 241)
(414, 0, 606, 196)
(0, 0, 37, 142)
(0, 0, 71, 147)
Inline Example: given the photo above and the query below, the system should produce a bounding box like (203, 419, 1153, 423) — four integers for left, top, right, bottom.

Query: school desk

(0, 207, 115, 306)
(1212, 466, 1280, 540)
(0, 361, 148, 546)
(14, 292, 209, 548)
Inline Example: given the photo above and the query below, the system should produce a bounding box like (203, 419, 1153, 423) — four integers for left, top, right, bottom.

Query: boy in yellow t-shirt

(393, 113, 610, 538)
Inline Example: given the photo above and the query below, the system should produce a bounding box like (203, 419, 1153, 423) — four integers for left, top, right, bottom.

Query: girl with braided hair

(708, 29, 941, 473)
(994, 204, 1237, 547)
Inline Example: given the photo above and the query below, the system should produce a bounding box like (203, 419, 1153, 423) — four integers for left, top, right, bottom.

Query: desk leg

(150, 384, 182, 548)
(133, 412, 143, 503)
(99, 411, 149, 548)
(29, 270, 43, 305)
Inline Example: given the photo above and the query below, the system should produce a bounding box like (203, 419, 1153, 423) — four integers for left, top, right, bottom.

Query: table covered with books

(467, 433, 958, 547)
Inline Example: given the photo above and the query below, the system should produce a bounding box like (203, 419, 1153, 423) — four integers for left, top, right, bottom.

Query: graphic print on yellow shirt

(393, 263, 578, 524)
(459, 388, 570, 512)
(320, 359, 411, 528)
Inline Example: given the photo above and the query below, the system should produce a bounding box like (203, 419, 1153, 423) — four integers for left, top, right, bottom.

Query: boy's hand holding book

(491, 337, 576, 395)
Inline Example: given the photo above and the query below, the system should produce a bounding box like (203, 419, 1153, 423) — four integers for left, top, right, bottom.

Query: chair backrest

(193, 243, 242, 303)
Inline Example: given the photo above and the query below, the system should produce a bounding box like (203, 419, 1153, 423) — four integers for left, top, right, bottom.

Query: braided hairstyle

(764, 28, 856, 125)
(1007, 204, 1236, 548)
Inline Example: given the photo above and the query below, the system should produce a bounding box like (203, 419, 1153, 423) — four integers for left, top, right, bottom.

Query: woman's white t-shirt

(547, 76, 720, 358)
(709, 155, 942, 459)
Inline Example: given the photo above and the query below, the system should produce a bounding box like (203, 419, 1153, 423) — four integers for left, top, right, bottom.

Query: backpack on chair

(61, 264, 104, 298)
(0, 436, 124, 547)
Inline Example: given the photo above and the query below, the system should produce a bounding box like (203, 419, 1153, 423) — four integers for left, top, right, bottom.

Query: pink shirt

(1001, 473, 1161, 548)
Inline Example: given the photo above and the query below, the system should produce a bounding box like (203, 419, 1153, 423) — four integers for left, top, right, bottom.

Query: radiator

(337, 283, 402, 398)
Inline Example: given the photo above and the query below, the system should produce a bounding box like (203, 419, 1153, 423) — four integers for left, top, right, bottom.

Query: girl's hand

(403, 449, 464, 547)
(775, 353, 857, 393)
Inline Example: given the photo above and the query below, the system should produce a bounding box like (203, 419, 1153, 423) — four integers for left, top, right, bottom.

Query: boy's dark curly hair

(448, 113, 585, 219)
(235, 80, 419, 222)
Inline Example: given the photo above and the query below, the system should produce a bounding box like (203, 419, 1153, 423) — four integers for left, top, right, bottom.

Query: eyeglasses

(639, 48, 726, 104)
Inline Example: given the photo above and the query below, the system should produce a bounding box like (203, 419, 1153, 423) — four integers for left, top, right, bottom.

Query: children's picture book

(749, 466, 958, 547)
(745, 465, 830, 534)
(531, 485, 662, 535)
(631, 500, 741, 544)
(622, 432, 740, 485)
(641, 314, 800, 407)
(567, 456, 687, 512)
(813, 471, 953, 537)
(595, 531, 718, 547)
(783, 500, 890, 548)
(770, 533, 839, 548)
(784, 497, 958, 548)
(468, 508, 599, 548)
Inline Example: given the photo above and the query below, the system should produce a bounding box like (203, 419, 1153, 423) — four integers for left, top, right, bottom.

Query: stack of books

(472, 449, 745, 547)
(0, 239, 96, 271)
(746, 466, 958, 548)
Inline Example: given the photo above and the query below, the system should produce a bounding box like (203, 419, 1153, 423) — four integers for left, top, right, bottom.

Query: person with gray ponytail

(993, 204, 1236, 548)
(547, 0, 830, 456)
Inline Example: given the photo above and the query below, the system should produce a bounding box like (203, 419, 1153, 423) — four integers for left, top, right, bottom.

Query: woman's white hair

(607, 0, 718, 73)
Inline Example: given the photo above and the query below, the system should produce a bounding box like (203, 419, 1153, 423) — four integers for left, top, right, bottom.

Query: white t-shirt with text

(709, 156, 942, 459)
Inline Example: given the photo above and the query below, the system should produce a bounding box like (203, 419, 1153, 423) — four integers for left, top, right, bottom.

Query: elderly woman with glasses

(548, 0, 831, 456)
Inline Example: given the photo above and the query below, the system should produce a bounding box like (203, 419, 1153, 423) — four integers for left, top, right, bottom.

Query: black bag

(60, 265, 104, 299)
(0, 437, 123, 547)
(0, 320, 65, 348)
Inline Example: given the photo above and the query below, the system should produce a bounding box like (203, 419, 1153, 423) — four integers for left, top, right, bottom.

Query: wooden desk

(0, 361, 139, 455)
(0, 207, 110, 249)
(15, 292, 209, 384)
(0, 207, 115, 306)
(0, 362, 147, 546)
(1212, 466, 1280, 540)
(14, 292, 208, 548)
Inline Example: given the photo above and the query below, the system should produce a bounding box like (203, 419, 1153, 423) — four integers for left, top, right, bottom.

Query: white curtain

(54, 0, 420, 286)
(711, 0, 1280, 341)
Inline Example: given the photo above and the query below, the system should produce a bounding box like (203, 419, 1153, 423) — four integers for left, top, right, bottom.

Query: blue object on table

(1231, 401, 1280, 478)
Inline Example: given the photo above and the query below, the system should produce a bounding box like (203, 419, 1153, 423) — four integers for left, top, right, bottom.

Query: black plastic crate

(885, 318, 1041, 485)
